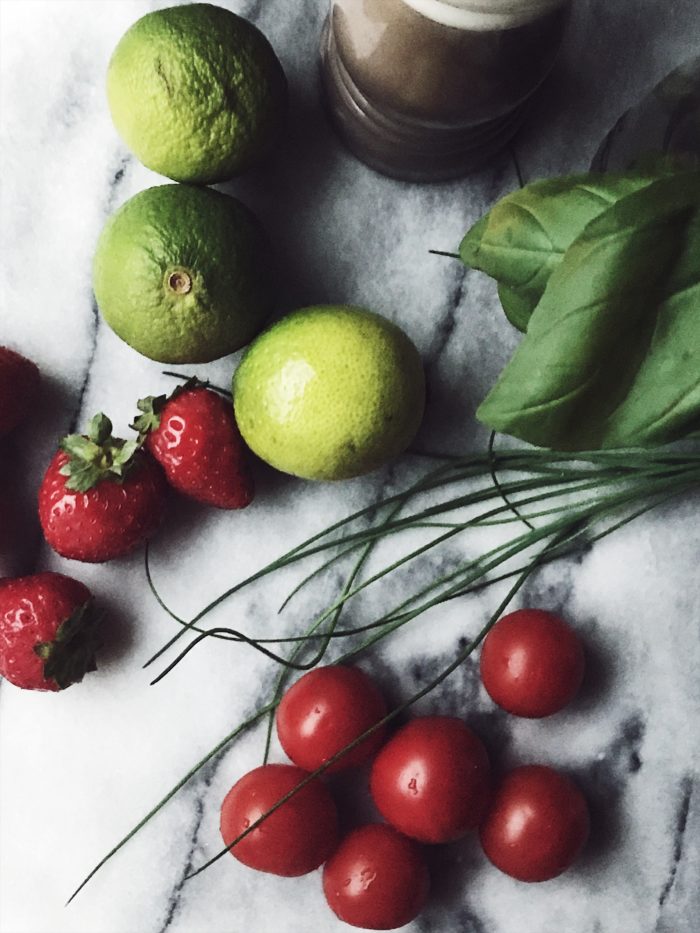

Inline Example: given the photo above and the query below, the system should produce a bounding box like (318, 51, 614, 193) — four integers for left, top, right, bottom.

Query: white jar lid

(402, 0, 567, 30)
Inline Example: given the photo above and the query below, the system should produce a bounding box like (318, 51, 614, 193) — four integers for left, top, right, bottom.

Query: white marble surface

(1, 1, 699, 932)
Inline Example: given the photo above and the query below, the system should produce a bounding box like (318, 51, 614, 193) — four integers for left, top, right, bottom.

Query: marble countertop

(1, 2, 699, 932)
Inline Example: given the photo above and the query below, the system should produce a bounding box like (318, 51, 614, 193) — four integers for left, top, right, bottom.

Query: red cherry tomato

(323, 824, 430, 930)
(480, 765, 590, 882)
(370, 716, 491, 843)
(276, 665, 387, 773)
(219, 763, 338, 876)
(480, 609, 585, 717)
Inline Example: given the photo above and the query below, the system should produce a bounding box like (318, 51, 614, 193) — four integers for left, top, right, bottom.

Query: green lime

(233, 306, 426, 480)
(93, 184, 274, 363)
(107, 3, 287, 183)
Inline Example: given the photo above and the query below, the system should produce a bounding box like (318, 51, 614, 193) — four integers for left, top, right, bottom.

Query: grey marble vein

(156, 759, 220, 933)
(657, 776, 694, 909)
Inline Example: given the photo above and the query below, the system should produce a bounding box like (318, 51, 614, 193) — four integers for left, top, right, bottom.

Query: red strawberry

(0, 346, 40, 436)
(0, 572, 100, 691)
(132, 381, 254, 509)
(39, 413, 167, 563)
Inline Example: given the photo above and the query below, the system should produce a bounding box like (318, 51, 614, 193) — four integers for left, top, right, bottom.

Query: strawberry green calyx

(33, 600, 102, 690)
(59, 413, 140, 492)
(131, 377, 213, 440)
(131, 394, 168, 439)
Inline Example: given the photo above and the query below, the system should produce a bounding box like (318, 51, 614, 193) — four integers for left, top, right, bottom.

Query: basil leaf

(497, 284, 537, 332)
(477, 172, 700, 450)
(460, 173, 658, 331)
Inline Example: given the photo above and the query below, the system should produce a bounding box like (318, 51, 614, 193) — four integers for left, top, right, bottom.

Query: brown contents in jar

(331, 0, 569, 127)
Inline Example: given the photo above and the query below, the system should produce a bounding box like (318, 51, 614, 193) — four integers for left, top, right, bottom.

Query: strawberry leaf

(112, 440, 140, 472)
(88, 413, 114, 445)
(34, 600, 102, 690)
(60, 435, 101, 461)
(60, 460, 104, 493)
(131, 395, 167, 438)
(59, 412, 141, 491)
(131, 378, 206, 440)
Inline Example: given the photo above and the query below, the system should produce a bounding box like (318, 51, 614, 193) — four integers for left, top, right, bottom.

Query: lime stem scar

(167, 269, 192, 294)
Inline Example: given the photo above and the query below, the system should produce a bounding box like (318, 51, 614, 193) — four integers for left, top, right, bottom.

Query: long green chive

(67, 442, 699, 902)
(260, 497, 406, 764)
(488, 430, 535, 531)
(143, 464, 635, 657)
(145, 458, 698, 681)
(66, 700, 277, 906)
(183, 530, 566, 881)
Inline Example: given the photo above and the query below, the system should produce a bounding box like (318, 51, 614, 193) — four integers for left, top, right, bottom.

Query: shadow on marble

(147, 489, 211, 559)
(327, 761, 382, 834)
(417, 364, 483, 457)
(1, 364, 91, 569)
(572, 774, 626, 876)
(33, 359, 88, 442)
(421, 833, 487, 921)
(94, 584, 138, 668)
(573, 715, 645, 872)
(515, 38, 591, 161)
(466, 708, 516, 773)
(0, 440, 39, 578)
(515, 0, 700, 176)
(572, 623, 617, 714)
(219, 83, 346, 315)
(249, 453, 300, 503)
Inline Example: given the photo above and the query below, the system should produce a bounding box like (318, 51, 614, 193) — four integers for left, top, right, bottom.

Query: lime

(93, 184, 274, 363)
(233, 306, 425, 480)
(107, 3, 287, 184)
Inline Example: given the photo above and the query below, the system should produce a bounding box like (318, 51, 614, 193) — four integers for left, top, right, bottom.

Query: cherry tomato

(480, 764, 590, 882)
(480, 609, 585, 718)
(370, 716, 491, 843)
(219, 763, 338, 876)
(276, 665, 387, 773)
(323, 823, 430, 930)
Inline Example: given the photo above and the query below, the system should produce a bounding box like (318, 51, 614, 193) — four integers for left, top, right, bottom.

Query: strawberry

(132, 381, 254, 509)
(39, 413, 167, 563)
(0, 572, 100, 691)
(0, 345, 40, 436)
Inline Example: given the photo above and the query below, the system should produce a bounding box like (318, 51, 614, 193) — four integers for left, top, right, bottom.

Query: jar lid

(402, 0, 567, 30)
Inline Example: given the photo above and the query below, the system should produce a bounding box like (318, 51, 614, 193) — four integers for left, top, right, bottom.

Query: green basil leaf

(460, 173, 659, 331)
(477, 172, 700, 450)
(497, 284, 537, 332)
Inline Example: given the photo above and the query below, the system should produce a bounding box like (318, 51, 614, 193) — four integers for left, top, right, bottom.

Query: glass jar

(320, 0, 572, 181)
